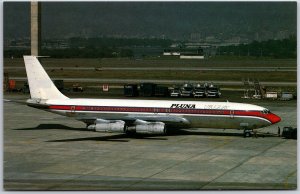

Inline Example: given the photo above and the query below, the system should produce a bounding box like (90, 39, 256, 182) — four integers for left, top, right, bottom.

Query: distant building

(163, 46, 205, 59)
(4, 37, 30, 50)
(190, 33, 202, 42)
(163, 50, 180, 56)
(180, 55, 204, 59)
(42, 39, 70, 49)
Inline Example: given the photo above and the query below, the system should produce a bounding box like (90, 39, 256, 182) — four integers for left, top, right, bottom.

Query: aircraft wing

(125, 114, 190, 125)
(76, 114, 191, 128)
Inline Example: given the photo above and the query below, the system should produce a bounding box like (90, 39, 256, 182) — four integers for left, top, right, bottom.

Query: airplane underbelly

(186, 115, 270, 129)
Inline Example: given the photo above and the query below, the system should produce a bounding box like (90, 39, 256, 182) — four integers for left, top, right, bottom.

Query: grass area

(4, 57, 297, 68)
(5, 68, 297, 82)
(4, 57, 297, 92)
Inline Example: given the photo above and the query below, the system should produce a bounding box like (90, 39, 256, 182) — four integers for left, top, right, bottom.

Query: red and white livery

(24, 56, 281, 137)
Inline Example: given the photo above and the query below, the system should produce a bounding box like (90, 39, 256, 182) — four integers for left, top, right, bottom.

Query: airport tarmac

(3, 94, 297, 190)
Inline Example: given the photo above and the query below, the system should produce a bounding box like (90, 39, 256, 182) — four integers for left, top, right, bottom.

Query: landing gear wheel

(243, 129, 252, 138)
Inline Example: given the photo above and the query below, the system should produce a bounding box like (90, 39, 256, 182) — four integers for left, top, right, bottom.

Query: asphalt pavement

(3, 93, 297, 190)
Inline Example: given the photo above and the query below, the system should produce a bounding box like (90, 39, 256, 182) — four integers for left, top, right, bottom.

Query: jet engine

(88, 119, 125, 133)
(127, 120, 166, 135)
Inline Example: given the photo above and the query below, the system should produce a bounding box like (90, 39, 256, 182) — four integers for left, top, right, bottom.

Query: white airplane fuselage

(27, 98, 281, 130)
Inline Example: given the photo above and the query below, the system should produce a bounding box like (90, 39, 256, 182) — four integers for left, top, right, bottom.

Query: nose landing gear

(243, 129, 253, 138)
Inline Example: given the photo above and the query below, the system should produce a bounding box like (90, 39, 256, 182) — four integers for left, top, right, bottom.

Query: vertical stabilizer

(23, 56, 69, 100)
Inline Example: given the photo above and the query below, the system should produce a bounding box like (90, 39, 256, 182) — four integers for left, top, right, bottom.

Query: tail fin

(23, 56, 69, 100)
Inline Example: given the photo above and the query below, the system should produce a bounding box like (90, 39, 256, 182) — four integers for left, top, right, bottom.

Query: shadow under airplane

(12, 123, 275, 143)
(46, 134, 171, 143)
(12, 124, 90, 131)
(12, 124, 168, 142)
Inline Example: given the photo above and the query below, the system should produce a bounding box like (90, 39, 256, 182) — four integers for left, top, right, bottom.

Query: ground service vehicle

(193, 84, 206, 97)
(180, 83, 194, 97)
(206, 84, 221, 98)
(72, 83, 83, 92)
(124, 84, 139, 97)
(282, 127, 297, 139)
(170, 87, 181, 97)
(140, 83, 156, 97)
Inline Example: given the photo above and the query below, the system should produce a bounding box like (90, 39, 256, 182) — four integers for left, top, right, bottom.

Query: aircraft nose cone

(268, 113, 281, 124)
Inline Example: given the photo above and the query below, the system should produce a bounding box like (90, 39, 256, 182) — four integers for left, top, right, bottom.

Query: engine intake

(88, 119, 125, 133)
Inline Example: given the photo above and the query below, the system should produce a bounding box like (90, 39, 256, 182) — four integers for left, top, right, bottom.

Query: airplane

(23, 56, 281, 137)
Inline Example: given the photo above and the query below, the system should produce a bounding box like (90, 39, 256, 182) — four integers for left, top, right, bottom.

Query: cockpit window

(262, 109, 270, 114)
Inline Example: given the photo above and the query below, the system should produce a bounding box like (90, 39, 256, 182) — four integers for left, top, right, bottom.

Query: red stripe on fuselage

(48, 105, 280, 124)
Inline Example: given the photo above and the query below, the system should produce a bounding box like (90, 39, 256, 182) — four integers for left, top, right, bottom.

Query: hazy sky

(4, 1, 297, 40)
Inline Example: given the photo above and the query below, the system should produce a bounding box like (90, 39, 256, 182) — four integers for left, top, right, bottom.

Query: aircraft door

(66, 105, 76, 117)
(230, 110, 234, 119)
(165, 108, 170, 115)
(71, 105, 76, 113)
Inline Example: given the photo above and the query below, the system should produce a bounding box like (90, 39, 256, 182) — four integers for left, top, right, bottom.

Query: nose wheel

(243, 129, 252, 138)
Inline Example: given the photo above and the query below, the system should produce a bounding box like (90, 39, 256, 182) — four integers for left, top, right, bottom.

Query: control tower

(31, 1, 41, 56)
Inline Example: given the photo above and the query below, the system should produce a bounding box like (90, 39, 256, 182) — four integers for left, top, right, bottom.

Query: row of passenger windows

(79, 106, 227, 114)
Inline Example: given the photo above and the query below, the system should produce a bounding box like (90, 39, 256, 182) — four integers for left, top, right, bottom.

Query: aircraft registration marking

(204, 105, 228, 110)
